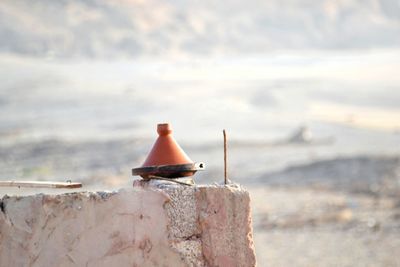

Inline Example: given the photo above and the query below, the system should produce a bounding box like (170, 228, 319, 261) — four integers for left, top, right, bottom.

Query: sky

(0, 0, 399, 141)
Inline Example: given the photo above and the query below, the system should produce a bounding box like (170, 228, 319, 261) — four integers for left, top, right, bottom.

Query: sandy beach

(1, 135, 399, 266)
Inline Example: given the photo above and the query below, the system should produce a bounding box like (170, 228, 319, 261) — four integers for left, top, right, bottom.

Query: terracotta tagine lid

(142, 123, 192, 166)
(132, 123, 204, 179)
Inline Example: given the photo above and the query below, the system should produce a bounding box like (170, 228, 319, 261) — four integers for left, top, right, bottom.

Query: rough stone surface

(0, 181, 256, 267)
(197, 186, 256, 267)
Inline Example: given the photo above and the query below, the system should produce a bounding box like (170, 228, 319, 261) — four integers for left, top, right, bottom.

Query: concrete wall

(0, 181, 256, 267)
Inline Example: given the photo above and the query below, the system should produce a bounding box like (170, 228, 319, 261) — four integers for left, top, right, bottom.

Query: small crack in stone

(183, 233, 201, 241)
(0, 200, 5, 215)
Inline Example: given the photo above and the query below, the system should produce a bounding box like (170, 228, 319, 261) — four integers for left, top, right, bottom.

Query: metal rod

(0, 181, 82, 189)
(223, 129, 228, 184)
(146, 176, 193, 186)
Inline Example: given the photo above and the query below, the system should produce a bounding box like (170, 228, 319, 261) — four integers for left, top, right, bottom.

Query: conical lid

(142, 123, 193, 167)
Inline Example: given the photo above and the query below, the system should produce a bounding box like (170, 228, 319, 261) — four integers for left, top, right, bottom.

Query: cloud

(310, 86, 400, 110)
(249, 88, 279, 109)
(0, 0, 399, 58)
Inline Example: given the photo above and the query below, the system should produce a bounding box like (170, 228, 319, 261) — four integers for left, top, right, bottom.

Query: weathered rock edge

(0, 182, 256, 267)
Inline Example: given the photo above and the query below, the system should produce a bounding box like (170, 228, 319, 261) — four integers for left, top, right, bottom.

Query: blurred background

(0, 0, 400, 266)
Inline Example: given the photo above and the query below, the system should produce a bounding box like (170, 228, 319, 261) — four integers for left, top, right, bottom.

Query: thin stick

(0, 181, 82, 189)
(223, 129, 228, 184)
